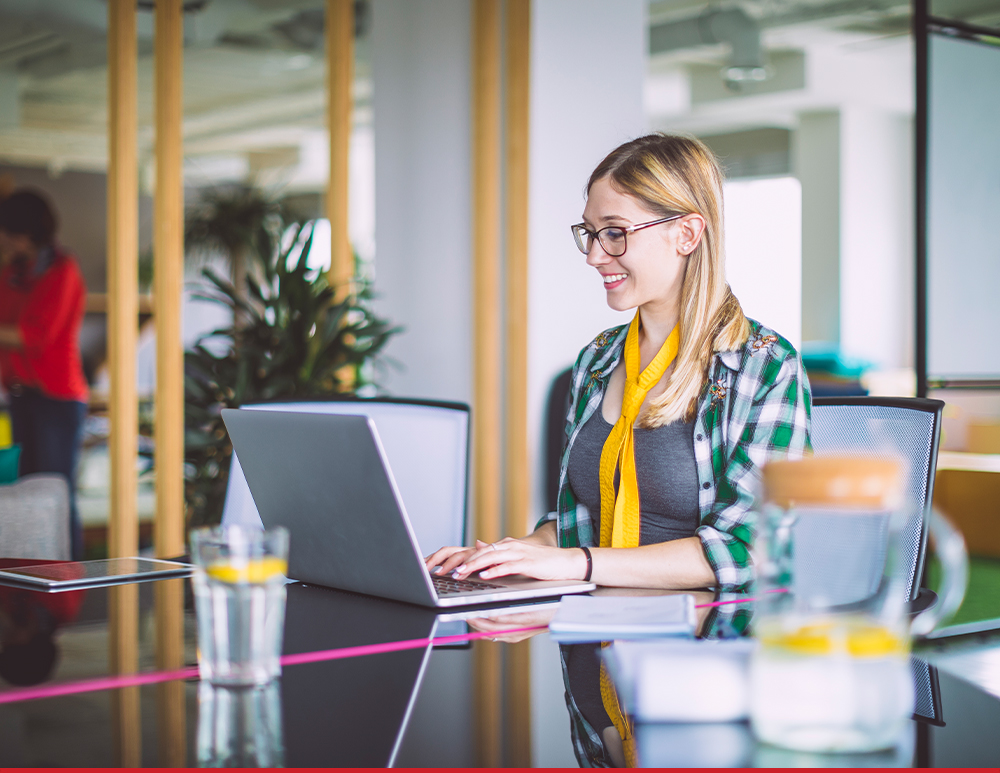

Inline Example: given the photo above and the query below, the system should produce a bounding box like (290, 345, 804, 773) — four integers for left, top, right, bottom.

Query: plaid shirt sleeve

(695, 322, 812, 591)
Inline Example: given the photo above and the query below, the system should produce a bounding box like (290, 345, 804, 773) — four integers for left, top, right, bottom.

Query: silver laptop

(221, 409, 595, 607)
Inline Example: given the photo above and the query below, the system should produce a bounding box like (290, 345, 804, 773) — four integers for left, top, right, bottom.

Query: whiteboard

(927, 34, 1000, 382)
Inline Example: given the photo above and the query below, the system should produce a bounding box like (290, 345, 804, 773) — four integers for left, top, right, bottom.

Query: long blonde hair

(587, 133, 750, 426)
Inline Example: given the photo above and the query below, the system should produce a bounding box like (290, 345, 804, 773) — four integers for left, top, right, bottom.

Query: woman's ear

(677, 214, 706, 256)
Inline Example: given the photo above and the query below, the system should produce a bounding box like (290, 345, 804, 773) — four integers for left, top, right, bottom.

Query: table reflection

(0, 572, 86, 687)
(197, 680, 283, 767)
(280, 582, 436, 767)
(0, 570, 995, 767)
(556, 589, 752, 766)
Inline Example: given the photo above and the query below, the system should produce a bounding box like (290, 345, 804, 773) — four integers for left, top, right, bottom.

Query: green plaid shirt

(539, 318, 812, 592)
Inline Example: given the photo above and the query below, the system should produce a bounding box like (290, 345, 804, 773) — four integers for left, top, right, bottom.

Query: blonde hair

(587, 133, 750, 426)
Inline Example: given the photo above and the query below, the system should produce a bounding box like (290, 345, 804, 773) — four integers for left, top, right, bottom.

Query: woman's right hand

(424, 522, 564, 579)
(424, 543, 483, 577)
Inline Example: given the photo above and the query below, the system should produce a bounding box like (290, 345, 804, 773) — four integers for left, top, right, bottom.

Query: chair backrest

(221, 397, 470, 557)
(0, 474, 71, 561)
(544, 367, 574, 513)
(808, 397, 944, 602)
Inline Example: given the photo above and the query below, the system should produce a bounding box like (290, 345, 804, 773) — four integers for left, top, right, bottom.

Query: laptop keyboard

(432, 574, 503, 596)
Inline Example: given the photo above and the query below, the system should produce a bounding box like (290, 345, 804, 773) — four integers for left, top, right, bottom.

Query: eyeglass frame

(570, 213, 686, 258)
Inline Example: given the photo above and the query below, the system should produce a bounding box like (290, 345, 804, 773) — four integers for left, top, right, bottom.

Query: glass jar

(749, 456, 967, 753)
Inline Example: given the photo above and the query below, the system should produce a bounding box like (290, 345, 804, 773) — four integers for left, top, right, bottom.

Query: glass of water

(191, 525, 289, 686)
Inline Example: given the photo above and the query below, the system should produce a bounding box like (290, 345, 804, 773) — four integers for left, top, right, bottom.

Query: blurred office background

(0, 0, 998, 766)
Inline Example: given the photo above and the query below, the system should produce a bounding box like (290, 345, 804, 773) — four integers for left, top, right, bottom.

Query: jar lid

(762, 456, 903, 509)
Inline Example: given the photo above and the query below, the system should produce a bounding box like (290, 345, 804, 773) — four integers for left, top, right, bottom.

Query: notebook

(221, 409, 595, 608)
(548, 593, 696, 643)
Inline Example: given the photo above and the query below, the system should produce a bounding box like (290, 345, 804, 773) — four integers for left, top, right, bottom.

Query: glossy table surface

(0, 567, 999, 767)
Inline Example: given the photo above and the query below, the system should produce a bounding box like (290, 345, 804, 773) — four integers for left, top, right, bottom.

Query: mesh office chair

(808, 396, 945, 606)
(806, 398, 948, 728)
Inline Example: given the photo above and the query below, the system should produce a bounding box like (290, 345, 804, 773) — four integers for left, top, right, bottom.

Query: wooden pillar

(107, 0, 139, 563)
(471, 0, 503, 767)
(154, 0, 184, 563)
(153, 0, 186, 765)
(107, 0, 140, 765)
(327, 0, 354, 297)
(503, 1, 532, 766)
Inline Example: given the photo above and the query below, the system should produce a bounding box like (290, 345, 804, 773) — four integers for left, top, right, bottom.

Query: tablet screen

(0, 558, 193, 590)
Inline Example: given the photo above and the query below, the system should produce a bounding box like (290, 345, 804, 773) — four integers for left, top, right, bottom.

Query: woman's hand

(425, 536, 586, 583)
(443, 536, 587, 582)
(423, 544, 474, 574)
(424, 521, 567, 580)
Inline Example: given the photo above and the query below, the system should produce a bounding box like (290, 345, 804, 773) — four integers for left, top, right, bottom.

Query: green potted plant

(183, 217, 400, 529)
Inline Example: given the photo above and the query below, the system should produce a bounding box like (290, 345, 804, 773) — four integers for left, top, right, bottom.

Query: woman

(427, 133, 810, 591)
(428, 133, 811, 766)
(0, 189, 89, 561)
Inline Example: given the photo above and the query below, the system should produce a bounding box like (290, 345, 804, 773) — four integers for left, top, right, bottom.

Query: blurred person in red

(0, 189, 88, 560)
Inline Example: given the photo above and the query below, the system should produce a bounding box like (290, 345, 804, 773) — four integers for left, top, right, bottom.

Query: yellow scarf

(597, 310, 680, 766)
(598, 312, 681, 549)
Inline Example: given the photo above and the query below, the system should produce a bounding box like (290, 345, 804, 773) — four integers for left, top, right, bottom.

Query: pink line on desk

(280, 625, 546, 666)
(0, 625, 546, 706)
(0, 590, 791, 705)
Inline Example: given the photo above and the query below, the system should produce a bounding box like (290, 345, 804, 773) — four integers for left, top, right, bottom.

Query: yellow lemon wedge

(761, 620, 907, 658)
(205, 557, 288, 584)
(762, 622, 835, 656)
(845, 625, 906, 657)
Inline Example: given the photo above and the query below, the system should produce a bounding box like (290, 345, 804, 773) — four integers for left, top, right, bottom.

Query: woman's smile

(601, 271, 628, 289)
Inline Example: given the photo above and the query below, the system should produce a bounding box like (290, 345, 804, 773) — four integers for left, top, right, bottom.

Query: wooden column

(154, 0, 184, 563)
(327, 0, 354, 296)
(154, 0, 186, 765)
(108, 0, 140, 765)
(471, 0, 503, 767)
(503, 0, 532, 766)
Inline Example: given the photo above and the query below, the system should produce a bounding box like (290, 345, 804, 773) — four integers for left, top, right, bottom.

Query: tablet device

(0, 558, 193, 592)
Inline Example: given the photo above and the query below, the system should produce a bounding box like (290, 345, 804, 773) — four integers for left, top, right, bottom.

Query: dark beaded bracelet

(580, 546, 593, 582)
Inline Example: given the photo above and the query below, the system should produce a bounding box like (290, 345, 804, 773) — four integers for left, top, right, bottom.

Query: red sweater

(0, 248, 88, 402)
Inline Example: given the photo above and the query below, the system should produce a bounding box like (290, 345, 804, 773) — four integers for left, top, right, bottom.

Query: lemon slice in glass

(205, 557, 288, 584)
(762, 621, 906, 658)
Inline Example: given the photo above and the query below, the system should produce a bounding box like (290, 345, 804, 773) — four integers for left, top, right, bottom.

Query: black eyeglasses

(570, 214, 685, 258)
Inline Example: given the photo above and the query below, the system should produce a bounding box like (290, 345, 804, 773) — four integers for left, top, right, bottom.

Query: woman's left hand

(451, 537, 587, 582)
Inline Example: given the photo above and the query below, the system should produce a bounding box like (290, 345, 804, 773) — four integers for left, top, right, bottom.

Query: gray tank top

(567, 395, 700, 545)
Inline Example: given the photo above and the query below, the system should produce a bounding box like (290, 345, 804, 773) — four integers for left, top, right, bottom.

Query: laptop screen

(221, 400, 468, 556)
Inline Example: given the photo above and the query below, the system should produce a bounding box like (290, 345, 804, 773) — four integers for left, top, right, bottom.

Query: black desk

(0, 574, 998, 767)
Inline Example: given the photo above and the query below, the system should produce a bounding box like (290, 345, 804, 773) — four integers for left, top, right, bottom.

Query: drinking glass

(191, 525, 289, 686)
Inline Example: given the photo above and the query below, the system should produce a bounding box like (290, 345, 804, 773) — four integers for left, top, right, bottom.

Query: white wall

(371, 0, 472, 403)
(526, 0, 646, 767)
(840, 107, 913, 370)
(724, 176, 802, 347)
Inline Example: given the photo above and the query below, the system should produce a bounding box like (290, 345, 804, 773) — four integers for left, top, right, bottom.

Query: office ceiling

(0, 0, 368, 181)
(0, 0, 997, 184)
